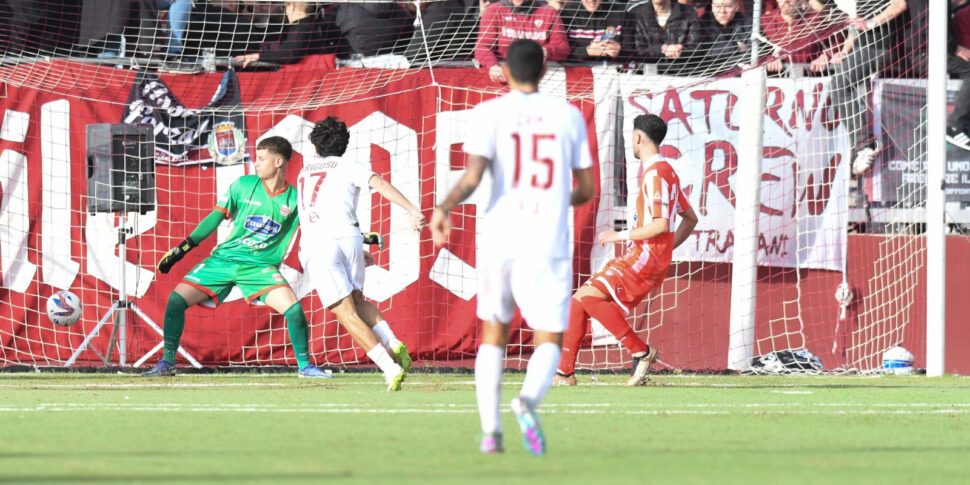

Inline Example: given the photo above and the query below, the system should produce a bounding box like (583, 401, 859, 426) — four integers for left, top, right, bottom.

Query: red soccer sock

(581, 296, 648, 355)
(558, 300, 590, 375)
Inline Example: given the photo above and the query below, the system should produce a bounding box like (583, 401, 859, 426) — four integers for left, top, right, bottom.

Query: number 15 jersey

(462, 90, 593, 259)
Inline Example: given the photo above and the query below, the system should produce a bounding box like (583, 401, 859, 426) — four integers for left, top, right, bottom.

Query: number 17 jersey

(297, 156, 376, 243)
(462, 90, 593, 259)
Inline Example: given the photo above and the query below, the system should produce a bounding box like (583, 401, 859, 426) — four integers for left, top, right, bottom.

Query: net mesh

(0, 0, 944, 372)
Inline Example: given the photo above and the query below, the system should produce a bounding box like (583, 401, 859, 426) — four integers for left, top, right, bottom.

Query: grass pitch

(0, 373, 968, 485)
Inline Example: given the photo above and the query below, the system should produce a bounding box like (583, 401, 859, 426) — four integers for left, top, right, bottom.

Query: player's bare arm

(571, 167, 595, 206)
(597, 217, 670, 247)
(672, 206, 699, 249)
(368, 175, 427, 231)
(431, 154, 489, 247)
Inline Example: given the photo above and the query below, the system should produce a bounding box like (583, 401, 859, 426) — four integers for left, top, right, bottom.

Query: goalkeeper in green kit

(143, 136, 330, 378)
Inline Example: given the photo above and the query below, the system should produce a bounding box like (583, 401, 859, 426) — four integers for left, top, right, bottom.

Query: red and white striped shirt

(632, 154, 690, 263)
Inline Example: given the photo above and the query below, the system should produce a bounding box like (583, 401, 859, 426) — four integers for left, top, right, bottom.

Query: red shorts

(586, 248, 669, 314)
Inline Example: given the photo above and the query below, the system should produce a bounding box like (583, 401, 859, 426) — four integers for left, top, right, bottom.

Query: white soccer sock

(366, 343, 402, 378)
(475, 344, 505, 435)
(372, 320, 402, 349)
(520, 342, 561, 406)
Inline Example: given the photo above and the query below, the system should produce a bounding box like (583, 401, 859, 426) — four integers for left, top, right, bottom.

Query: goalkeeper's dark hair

(256, 136, 293, 162)
(633, 114, 667, 146)
(309, 116, 350, 157)
(505, 39, 545, 85)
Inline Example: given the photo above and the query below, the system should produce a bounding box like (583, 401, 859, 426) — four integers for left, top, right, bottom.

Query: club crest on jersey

(280, 205, 291, 217)
(244, 215, 281, 236)
(535, 19, 543, 27)
(272, 273, 284, 282)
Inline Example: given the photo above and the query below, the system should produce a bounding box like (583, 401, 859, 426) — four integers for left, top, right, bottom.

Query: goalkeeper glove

(158, 237, 197, 274)
(362, 232, 384, 250)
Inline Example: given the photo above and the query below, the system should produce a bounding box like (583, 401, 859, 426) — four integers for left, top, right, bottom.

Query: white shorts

(300, 236, 364, 308)
(476, 251, 572, 333)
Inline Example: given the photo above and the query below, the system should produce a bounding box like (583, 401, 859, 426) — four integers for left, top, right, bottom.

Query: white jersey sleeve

(347, 162, 376, 189)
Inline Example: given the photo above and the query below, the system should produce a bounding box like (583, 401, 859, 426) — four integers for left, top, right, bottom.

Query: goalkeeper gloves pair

(157, 237, 197, 274)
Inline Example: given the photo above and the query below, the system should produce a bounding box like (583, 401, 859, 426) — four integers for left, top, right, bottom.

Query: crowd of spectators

(0, 0, 945, 79)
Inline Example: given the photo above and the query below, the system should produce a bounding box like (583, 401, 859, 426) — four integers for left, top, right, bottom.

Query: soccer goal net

(0, 0, 948, 373)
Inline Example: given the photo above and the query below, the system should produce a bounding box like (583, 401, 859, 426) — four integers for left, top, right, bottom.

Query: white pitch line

(0, 382, 295, 389)
(0, 406, 965, 416)
(1, 379, 968, 390)
(27, 401, 970, 409)
(0, 402, 968, 416)
(0, 380, 785, 389)
(10, 401, 970, 409)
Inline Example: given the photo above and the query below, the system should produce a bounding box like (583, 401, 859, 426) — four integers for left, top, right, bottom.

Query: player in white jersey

(430, 39, 595, 456)
(298, 116, 426, 391)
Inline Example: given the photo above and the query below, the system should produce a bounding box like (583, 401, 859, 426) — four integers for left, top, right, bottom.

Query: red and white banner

(0, 61, 602, 367)
(0, 61, 854, 369)
(592, 71, 849, 272)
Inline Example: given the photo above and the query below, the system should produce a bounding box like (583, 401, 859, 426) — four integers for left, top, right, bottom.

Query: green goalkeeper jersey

(209, 175, 299, 266)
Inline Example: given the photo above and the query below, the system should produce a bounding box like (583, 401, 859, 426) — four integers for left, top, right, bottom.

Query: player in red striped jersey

(555, 114, 698, 387)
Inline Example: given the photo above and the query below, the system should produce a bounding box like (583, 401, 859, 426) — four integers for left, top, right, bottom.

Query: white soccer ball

(882, 346, 914, 375)
(46, 290, 82, 327)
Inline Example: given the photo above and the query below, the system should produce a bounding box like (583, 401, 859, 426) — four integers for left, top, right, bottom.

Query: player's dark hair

(633, 114, 667, 146)
(256, 136, 293, 162)
(505, 39, 545, 85)
(309, 116, 350, 157)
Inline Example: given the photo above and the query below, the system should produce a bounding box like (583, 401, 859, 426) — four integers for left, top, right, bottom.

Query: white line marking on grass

(0, 383, 294, 389)
(771, 390, 814, 394)
(1, 402, 968, 416)
(0, 406, 965, 416)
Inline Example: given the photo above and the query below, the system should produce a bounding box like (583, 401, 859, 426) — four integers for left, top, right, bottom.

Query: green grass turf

(0, 373, 968, 485)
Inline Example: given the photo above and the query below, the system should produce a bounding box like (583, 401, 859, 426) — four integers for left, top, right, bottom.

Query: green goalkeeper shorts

(181, 256, 290, 305)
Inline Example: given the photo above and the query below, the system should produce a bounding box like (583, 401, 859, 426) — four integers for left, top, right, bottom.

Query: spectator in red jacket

(474, 0, 570, 83)
(760, 0, 821, 72)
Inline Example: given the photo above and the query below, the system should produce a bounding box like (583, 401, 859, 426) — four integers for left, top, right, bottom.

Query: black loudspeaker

(86, 123, 156, 214)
